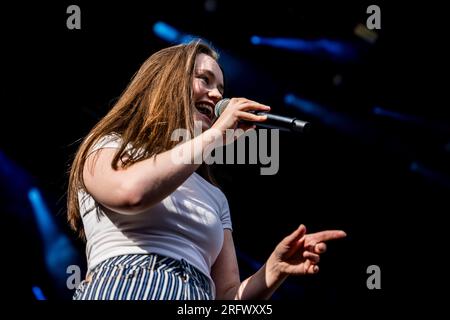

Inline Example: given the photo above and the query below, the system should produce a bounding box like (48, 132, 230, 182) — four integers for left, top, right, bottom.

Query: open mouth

(195, 102, 214, 121)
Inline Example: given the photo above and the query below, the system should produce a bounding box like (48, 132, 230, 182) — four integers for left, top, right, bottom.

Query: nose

(208, 87, 222, 103)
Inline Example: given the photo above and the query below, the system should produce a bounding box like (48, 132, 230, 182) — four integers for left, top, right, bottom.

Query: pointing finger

(307, 230, 346, 244)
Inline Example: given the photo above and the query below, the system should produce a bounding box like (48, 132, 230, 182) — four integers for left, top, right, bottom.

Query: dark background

(2, 0, 448, 309)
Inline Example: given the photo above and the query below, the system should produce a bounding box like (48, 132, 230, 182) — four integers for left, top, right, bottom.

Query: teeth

(196, 103, 212, 116)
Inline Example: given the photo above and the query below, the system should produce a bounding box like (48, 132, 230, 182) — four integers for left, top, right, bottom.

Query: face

(193, 53, 224, 131)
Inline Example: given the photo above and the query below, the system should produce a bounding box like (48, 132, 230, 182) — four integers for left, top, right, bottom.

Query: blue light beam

(410, 161, 450, 189)
(153, 21, 196, 44)
(373, 106, 450, 134)
(32, 286, 47, 300)
(251, 36, 358, 61)
(284, 93, 359, 134)
(28, 188, 79, 289)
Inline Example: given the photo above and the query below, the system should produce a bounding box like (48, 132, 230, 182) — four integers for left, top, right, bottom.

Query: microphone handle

(249, 112, 311, 133)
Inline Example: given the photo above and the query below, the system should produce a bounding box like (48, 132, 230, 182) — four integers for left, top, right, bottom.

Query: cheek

(193, 80, 206, 98)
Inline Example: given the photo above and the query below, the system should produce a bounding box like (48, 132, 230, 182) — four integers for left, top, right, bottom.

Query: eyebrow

(196, 69, 224, 94)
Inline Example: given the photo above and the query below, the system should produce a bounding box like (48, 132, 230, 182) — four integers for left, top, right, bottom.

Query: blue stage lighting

(28, 188, 79, 289)
(409, 161, 450, 188)
(153, 21, 180, 42)
(373, 106, 422, 123)
(250, 36, 262, 45)
(32, 286, 47, 300)
(284, 93, 360, 135)
(250, 36, 357, 61)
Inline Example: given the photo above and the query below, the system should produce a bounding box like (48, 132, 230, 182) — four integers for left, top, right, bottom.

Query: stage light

(250, 36, 358, 61)
(250, 36, 261, 45)
(153, 21, 180, 42)
(284, 94, 318, 115)
(373, 106, 423, 124)
(373, 106, 450, 134)
(284, 93, 360, 135)
(28, 187, 79, 292)
(32, 286, 47, 300)
(409, 161, 450, 188)
(153, 21, 197, 44)
(354, 23, 379, 44)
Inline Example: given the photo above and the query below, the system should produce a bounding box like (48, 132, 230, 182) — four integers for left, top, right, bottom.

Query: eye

(198, 75, 209, 84)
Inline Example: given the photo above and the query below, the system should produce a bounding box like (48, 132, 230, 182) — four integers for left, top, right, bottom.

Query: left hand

(267, 224, 346, 278)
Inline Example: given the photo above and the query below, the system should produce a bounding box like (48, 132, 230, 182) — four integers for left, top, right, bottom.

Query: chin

(194, 117, 212, 132)
(201, 122, 211, 131)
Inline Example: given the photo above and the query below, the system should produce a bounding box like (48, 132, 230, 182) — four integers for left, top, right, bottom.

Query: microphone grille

(214, 98, 230, 118)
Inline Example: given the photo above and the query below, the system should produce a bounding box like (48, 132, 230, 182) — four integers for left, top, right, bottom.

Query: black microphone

(214, 98, 311, 133)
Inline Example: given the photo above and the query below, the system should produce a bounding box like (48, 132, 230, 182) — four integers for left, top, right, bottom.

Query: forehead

(195, 53, 224, 84)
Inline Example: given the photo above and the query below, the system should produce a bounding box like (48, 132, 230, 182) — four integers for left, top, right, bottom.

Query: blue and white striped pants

(73, 254, 213, 300)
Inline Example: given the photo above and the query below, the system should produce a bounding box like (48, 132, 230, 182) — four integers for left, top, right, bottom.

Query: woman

(67, 40, 346, 300)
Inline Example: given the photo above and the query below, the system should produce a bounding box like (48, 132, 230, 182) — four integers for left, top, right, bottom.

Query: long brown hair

(67, 40, 220, 239)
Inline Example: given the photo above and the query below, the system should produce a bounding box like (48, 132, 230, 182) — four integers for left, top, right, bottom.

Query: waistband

(91, 253, 211, 288)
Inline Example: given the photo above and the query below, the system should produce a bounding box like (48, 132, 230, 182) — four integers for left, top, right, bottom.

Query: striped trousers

(73, 254, 213, 300)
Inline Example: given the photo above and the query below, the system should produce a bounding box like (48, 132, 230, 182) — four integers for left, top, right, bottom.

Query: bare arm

(212, 230, 286, 300)
(212, 226, 346, 300)
(83, 129, 222, 214)
(83, 98, 270, 215)
(211, 230, 241, 299)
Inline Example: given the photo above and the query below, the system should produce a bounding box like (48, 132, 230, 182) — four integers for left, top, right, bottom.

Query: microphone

(214, 98, 311, 133)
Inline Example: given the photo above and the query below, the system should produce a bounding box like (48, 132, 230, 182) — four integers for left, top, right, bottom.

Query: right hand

(211, 98, 271, 142)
